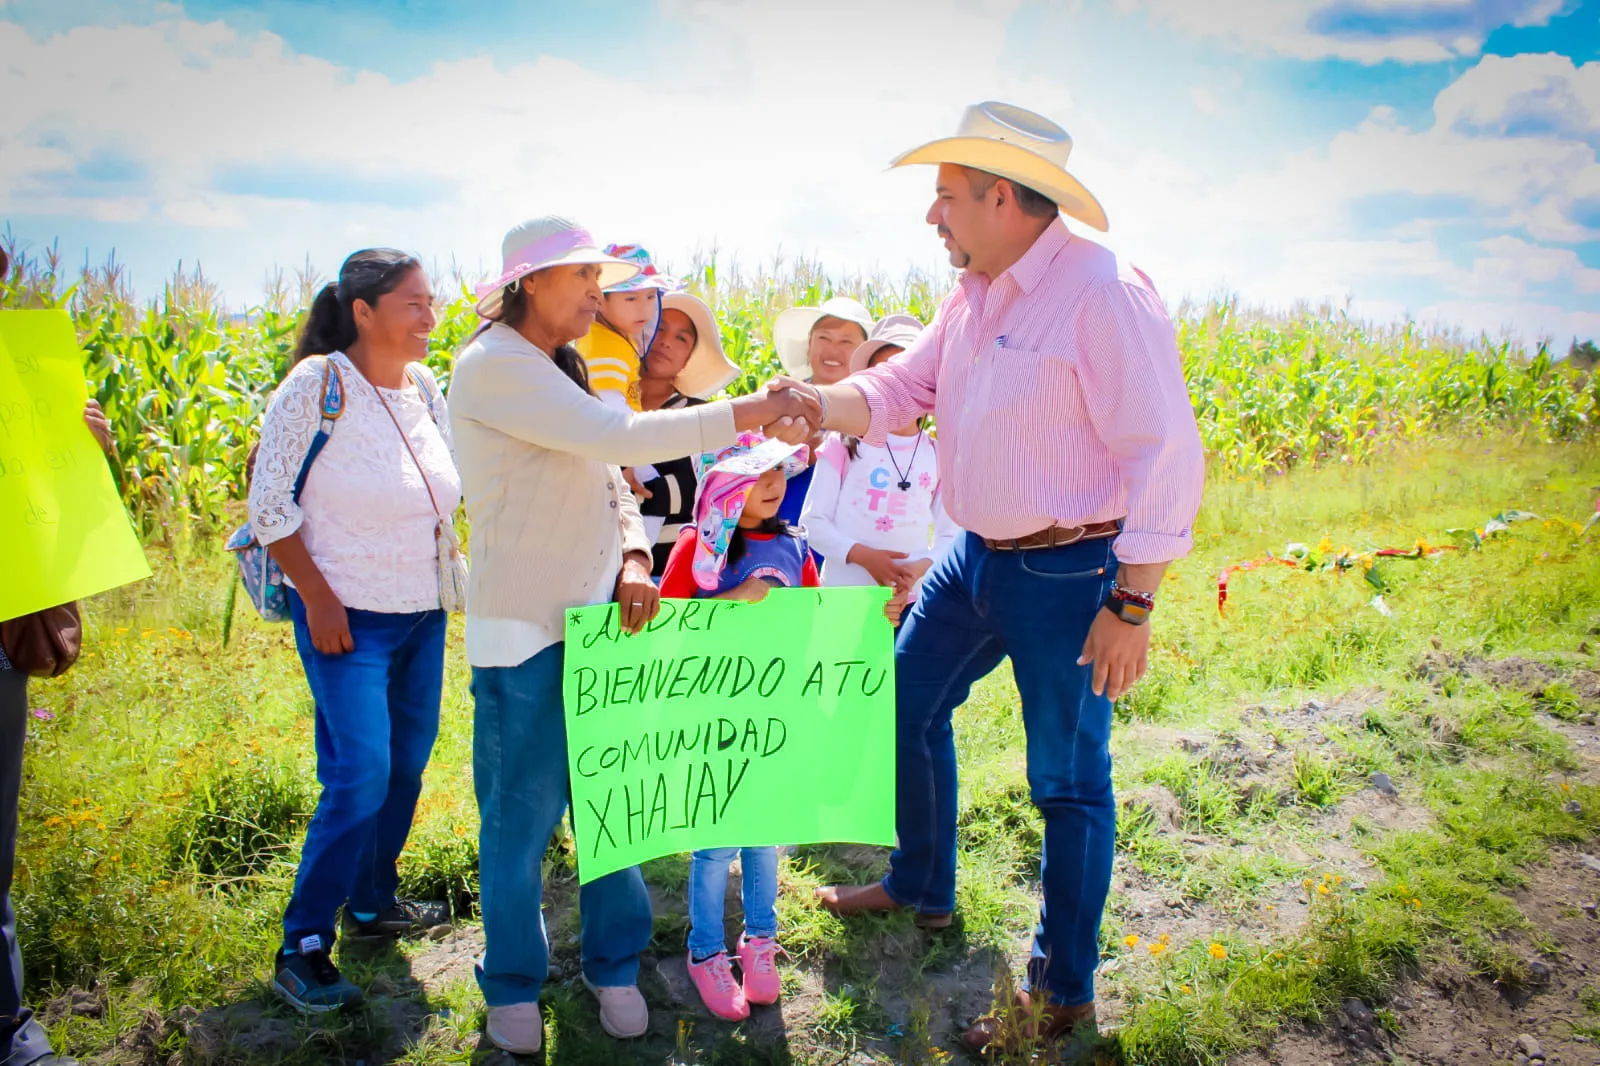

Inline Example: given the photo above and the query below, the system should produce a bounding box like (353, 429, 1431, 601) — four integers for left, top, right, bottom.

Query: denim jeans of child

(471, 643, 653, 1007)
(686, 846, 779, 959)
(880, 532, 1118, 1008)
(281, 589, 446, 948)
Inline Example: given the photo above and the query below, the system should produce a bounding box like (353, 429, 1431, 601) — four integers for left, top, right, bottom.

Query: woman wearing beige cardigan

(447, 217, 812, 1056)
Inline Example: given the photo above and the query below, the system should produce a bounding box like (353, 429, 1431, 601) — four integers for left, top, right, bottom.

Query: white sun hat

(658, 291, 740, 400)
(848, 313, 924, 374)
(890, 101, 1109, 232)
(474, 216, 641, 317)
(772, 296, 875, 379)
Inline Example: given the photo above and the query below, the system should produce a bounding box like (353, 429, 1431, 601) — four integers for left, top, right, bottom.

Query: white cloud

(0, 4, 1596, 348)
(1119, 0, 1566, 64)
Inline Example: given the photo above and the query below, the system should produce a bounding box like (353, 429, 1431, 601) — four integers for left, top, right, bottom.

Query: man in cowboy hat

(776, 101, 1204, 1052)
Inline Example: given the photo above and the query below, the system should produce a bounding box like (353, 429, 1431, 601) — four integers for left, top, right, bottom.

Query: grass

(10, 434, 1600, 1064)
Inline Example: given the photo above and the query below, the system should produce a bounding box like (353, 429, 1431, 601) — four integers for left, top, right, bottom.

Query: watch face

(1118, 600, 1151, 625)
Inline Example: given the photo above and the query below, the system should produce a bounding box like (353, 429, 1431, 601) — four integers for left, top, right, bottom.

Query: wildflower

(1396, 882, 1409, 895)
(1180, 984, 1193, 994)
(1208, 943, 1227, 960)
(1333, 875, 1343, 885)
(43, 817, 63, 829)
(1316, 536, 1333, 555)
(1410, 898, 1422, 909)
(1123, 934, 1141, 949)
(1148, 942, 1168, 958)
(115, 627, 129, 635)
(1317, 884, 1330, 896)
(30, 709, 53, 721)
(1303, 878, 1314, 890)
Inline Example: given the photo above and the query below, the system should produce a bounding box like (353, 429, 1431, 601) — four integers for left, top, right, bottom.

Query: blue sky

(2, 0, 1597, 345)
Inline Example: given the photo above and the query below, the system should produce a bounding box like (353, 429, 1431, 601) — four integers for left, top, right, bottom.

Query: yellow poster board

(0, 311, 150, 622)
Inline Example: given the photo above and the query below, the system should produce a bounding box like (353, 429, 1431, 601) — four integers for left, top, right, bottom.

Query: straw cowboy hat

(659, 291, 740, 399)
(849, 313, 924, 374)
(772, 296, 875, 379)
(890, 101, 1108, 232)
(475, 216, 640, 317)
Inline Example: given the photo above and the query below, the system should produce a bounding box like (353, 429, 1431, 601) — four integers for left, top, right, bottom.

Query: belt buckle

(1052, 524, 1086, 548)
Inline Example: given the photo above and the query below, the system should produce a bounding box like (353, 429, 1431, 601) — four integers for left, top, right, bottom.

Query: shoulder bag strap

(290, 357, 345, 505)
(374, 378, 444, 521)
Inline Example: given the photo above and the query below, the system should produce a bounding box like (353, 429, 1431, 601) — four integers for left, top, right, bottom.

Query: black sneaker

(340, 900, 450, 939)
(271, 936, 363, 1013)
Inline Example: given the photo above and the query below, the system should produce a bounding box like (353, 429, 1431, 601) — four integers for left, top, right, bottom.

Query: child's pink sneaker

(738, 935, 783, 1006)
(687, 951, 749, 1021)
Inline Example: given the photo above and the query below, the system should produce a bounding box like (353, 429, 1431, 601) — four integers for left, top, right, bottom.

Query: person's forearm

(266, 532, 337, 604)
(1114, 561, 1169, 596)
(816, 384, 871, 436)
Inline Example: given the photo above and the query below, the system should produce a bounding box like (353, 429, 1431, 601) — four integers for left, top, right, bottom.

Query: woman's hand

(729, 388, 815, 444)
(615, 551, 662, 634)
(304, 589, 354, 655)
(83, 399, 114, 457)
(623, 467, 652, 500)
(847, 544, 917, 591)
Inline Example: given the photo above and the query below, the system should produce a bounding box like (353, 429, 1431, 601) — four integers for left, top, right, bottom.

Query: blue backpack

(226, 358, 346, 622)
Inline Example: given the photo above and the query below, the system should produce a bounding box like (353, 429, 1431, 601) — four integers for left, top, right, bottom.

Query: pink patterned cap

(690, 433, 809, 591)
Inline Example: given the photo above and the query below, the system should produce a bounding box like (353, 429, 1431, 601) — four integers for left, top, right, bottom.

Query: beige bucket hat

(772, 296, 875, 379)
(658, 291, 740, 400)
(890, 101, 1109, 232)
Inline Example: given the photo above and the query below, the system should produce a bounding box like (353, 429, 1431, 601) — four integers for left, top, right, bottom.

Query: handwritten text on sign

(563, 587, 896, 883)
(0, 311, 150, 622)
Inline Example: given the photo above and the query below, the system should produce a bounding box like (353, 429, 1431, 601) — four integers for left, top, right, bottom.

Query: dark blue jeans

(881, 532, 1117, 1008)
(471, 644, 653, 1006)
(282, 589, 446, 948)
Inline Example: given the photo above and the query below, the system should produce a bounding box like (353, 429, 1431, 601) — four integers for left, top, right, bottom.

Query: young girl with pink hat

(655, 432, 814, 1020)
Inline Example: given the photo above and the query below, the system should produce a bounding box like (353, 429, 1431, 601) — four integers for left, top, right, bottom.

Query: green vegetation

(4, 246, 1599, 1062)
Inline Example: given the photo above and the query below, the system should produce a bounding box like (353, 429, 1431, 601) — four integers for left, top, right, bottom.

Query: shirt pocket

(971, 344, 1082, 437)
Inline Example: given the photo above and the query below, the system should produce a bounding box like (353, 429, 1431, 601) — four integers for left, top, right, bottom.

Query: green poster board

(563, 586, 897, 883)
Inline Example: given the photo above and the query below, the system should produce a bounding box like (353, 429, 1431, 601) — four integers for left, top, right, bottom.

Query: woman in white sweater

(247, 249, 459, 1014)
(446, 217, 812, 1056)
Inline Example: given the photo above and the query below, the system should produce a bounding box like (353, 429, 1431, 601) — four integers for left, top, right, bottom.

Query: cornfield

(3, 242, 1594, 537)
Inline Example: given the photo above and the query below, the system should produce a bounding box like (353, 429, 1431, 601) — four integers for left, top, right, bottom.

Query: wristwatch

(1102, 583, 1154, 626)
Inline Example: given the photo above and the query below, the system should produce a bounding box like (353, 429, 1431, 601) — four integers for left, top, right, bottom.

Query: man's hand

(1077, 609, 1151, 701)
(614, 552, 661, 634)
(623, 467, 652, 501)
(847, 544, 916, 591)
(760, 386, 816, 444)
(83, 399, 114, 457)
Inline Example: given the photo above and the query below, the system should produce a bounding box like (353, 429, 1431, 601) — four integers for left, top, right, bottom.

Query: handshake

(743, 376, 828, 444)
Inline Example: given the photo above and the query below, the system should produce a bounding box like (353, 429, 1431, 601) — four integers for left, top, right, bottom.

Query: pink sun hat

(848, 313, 924, 374)
(475, 217, 641, 317)
(690, 433, 810, 591)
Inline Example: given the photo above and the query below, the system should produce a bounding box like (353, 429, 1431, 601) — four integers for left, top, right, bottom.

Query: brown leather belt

(981, 520, 1123, 552)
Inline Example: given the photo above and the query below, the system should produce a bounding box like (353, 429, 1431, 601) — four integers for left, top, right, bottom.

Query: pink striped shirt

(850, 218, 1204, 565)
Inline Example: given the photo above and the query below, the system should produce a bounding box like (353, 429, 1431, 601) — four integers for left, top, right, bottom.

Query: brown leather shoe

(813, 882, 953, 929)
(962, 989, 1097, 1052)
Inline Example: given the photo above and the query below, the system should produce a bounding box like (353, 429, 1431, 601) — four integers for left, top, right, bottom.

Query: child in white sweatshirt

(801, 315, 959, 608)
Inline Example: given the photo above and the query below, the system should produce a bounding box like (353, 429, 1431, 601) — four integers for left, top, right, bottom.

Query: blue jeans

(282, 589, 446, 947)
(471, 644, 653, 1006)
(687, 846, 779, 959)
(881, 532, 1117, 1008)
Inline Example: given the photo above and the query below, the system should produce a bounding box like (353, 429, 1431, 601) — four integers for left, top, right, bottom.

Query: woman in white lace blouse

(247, 249, 460, 1015)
